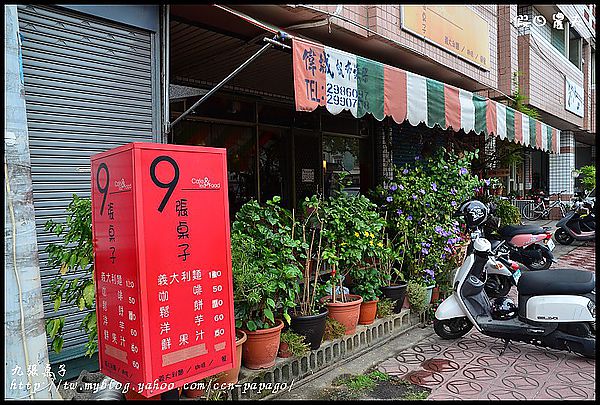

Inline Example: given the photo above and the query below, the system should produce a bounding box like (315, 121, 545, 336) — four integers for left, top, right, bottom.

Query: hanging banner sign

(91, 143, 235, 398)
(292, 38, 560, 154)
(565, 77, 584, 117)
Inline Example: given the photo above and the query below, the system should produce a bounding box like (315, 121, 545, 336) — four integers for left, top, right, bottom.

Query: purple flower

(441, 254, 446, 259)
(390, 184, 398, 191)
(424, 269, 435, 277)
(415, 155, 420, 161)
(431, 182, 437, 192)
(402, 168, 409, 175)
(397, 209, 403, 215)
(412, 194, 417, 200)
(386, 196, 393, 202)
(419, 189, 426, 195)
(450, 187, 457, 195)
(484, 178, 491, 186)
(444, 246, 452, 253)
(435, 226, 443, 234)
(459, 168, 468, 176)
(421, 248, 429, 255)
(451, 201, 457, 207)
(407, 215, 413, 221)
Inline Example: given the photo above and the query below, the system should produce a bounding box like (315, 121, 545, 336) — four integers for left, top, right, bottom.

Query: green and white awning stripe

(293, 38, 560, 153)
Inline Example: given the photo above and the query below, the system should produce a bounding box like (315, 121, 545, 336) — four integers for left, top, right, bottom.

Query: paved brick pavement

(376, 243, 596, 400)
(376, 328, 595, 400)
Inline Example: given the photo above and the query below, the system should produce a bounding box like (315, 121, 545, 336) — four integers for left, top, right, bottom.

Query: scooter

(483, 214, 555, 270)
(434, 201, 595, 359)
(483, 240, 528, 298)
(555, 198, 595, 245)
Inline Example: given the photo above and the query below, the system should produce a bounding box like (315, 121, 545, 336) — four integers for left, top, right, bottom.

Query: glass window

(258, 127, 292, 206)
(190, 94, 255, 123)
(174, 121, 257, 217)
(551, 24, 566, 56)
(568, 27, 582, 69)
(323, 135, 361, 198)
(258, 103, 293, 127)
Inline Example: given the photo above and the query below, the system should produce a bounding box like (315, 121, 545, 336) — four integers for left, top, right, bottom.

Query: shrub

(323, 317, 346, 341)
(407, 280, 428, 313)
(376, 299, 395, 318)
(579, 165, 596, 192)
(280, 330, 311, 357)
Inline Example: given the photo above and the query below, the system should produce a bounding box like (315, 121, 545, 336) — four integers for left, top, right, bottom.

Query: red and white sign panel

(91, 143, 235, 397)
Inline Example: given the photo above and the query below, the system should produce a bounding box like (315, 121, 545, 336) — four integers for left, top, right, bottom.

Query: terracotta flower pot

(358, 298, 379, 325)
(242, 319, 284, 369)
(320, 294, 363, 335)
(277, 341, 293, 358)
(216, 329, 247, 385)
(431, 287, 440, 303)
(402, 295, 410, 309)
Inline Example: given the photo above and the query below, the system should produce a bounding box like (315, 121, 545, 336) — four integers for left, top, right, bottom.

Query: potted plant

(406, 279, 428, 313)
(230, 197, 303, 369)
(289, 195, 329, 350)
(215, 329, 247, 385)
(319, 175, 384, 334)
(422, 269, 436, 304)
(374, 216, 408, 313)
(277, 330, 311, 358)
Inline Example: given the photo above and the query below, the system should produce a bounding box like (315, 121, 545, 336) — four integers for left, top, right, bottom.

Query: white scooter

(483, 240, 528, 298)
(434, 200, 596, 358)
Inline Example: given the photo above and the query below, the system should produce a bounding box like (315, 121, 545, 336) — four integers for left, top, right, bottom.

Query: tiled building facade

(241, 4, 595, 198)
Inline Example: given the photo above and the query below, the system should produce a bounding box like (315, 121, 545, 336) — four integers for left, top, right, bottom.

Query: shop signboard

(91, 143, 235, 397)
(401, 5, 491, 70)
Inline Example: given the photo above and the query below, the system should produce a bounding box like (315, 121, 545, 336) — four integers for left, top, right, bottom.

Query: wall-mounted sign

(301, 168, 314, 183)
(91, 143, 235, 398)
(565, 77, 584, 117)
(401, 5, 491, 70)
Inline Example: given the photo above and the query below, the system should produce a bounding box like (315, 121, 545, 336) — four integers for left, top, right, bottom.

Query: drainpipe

(4, 5, 61, 400)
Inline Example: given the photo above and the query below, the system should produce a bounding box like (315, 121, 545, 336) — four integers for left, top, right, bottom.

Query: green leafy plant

(294, 194, 327, 317)
(376, 148, 484, 294)
(579, 165, 596, 192)
(321, 173, 386, 303)
(406, 280, 428, 313)
(376, 298, 395, 318)
(334, 370, 390, 395)
(490, 196, 522, 225)
(279, 330, 311, 357)
(373, 214, 406, 287)
(323, 317, 346, 340)
(44, 194, 97, 356)
(510, 71, 540, 120)
(231, 197, 304, 331)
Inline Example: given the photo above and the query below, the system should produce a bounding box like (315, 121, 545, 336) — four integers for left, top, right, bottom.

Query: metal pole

(167, 35, 288, 133)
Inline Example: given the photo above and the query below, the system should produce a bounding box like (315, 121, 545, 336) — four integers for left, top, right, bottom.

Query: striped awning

(292, 38, 560, 154)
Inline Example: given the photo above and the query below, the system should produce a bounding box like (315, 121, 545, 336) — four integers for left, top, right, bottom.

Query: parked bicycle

(521, 190, 569, 221)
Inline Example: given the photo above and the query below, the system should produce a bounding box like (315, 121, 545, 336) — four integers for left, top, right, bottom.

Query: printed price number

(212, 285, 222, 293)
(214, 314, 224, 322)
(132, 361, 140, 370)
(214, 328, 225, 337)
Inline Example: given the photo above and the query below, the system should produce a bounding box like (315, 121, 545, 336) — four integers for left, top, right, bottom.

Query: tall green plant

(231, 197, 304, 330)
(321, 174, 386, 303)
(510, 71, 540, 120)
(376, 148, 485, 290)
(578, 165, 596, 192)
(44, 194, 97, 356)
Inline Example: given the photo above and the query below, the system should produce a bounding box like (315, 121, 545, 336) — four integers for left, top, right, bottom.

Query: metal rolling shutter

(17, 4, 157, 361)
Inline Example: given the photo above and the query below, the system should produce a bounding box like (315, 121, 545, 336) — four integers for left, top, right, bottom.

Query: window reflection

(323, 135, 361, 197)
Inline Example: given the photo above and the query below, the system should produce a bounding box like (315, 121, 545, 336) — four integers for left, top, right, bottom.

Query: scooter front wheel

(554, 228, 574, 245)
(433, 317, 473, 339)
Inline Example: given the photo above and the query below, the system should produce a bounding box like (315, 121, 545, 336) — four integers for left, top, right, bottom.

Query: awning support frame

(167, 32, 290, 134)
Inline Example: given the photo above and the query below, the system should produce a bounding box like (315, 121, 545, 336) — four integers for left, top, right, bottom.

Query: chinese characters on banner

(91, 143, 235, 398)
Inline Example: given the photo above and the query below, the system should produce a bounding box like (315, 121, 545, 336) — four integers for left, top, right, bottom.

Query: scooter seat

(517, 269, 595, 296)
(499, 225, 546, 237)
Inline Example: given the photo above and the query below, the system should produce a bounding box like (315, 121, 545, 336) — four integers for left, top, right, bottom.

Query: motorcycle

(483, 211, 555, 270)
(482, 240, 528, 298)
(434, 200, 595, 359)
(555, 192, 595, 245)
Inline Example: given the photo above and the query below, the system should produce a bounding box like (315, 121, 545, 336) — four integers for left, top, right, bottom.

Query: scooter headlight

(588, 300, 596, 318)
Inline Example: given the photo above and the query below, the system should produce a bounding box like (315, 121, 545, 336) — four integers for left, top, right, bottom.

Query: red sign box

(91, 143, 235, 397)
